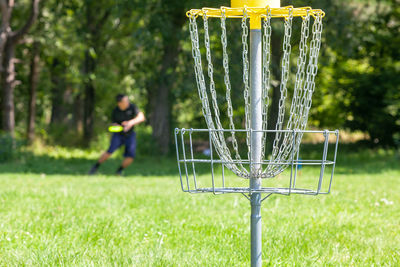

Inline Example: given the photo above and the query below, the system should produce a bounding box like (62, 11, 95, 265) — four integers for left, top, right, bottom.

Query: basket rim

(186, 6, 325, 19)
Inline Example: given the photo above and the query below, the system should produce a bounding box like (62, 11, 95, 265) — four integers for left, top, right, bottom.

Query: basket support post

(250, 28, 263, 267)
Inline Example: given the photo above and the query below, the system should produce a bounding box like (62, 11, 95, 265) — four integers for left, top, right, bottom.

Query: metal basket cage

(175, 128, 339, 196)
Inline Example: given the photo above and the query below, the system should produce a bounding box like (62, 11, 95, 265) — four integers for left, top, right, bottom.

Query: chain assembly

(188, 7, 324, 179)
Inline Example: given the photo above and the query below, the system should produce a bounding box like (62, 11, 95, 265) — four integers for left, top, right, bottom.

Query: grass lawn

(0, 145, 399, 266)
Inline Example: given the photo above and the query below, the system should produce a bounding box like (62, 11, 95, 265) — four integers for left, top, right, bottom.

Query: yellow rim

(186, 6, 325, 19)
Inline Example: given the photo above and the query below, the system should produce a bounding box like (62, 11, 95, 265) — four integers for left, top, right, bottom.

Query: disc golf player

(89, 94, 145, 175)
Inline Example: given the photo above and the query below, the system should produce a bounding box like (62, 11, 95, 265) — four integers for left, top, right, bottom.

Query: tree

(39, 0, 86, 136)
(0, 0, 40, 135)
(344, 0, 400, 146)
(27, 41, 40, 142)
(146, 1, 187, 154)
(143, 0, 225, 155)
(78, 0, 135, 144)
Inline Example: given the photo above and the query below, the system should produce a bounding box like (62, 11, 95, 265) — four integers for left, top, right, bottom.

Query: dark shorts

(107, 132, 136, 158)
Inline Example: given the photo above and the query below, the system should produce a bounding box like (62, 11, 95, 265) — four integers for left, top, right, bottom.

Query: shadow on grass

(0, 151, 210, 177)
(0, 144, 398, 177)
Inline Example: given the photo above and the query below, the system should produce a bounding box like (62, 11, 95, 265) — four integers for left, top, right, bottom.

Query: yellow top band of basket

(231, 0, 280, 8)
(186, 6, 325, 29)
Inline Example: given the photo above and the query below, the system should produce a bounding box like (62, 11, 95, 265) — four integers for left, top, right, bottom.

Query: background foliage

(1, 0, 399, 153)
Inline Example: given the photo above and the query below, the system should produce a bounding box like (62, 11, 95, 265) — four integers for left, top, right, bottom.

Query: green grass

(0, 145, 399, 266)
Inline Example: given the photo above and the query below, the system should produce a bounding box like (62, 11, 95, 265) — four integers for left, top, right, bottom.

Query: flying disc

(108, 125, 124, 132)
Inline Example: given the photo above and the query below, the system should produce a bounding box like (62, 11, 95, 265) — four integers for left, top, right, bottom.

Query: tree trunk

(147, 2, 186, 155)
(149, 42, 181, 155)
(79, 4, 112, 145)
(0, 0, 40, 135)
(74, 93, 84, 134)
(27, 41, 40, 143)
(1, 41, 16, 134)
(83, 50, 96, 144)
(49, 58, 69, 124)
(0, 0, 13, 73)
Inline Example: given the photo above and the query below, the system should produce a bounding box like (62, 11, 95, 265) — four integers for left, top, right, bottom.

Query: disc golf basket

(175, 1, 339, 266)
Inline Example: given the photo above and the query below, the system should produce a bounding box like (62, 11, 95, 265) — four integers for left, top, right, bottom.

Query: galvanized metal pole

(250, 28, 263, 267)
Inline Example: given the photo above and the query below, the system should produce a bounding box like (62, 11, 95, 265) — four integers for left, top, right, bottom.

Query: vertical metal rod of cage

(250, 28, 263, 267)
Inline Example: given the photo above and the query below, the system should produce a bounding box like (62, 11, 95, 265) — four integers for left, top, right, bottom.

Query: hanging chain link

(300, 13, 323, 130)
(189, 12, 248, 178)
(189, 14, 214, 129)
(287, 12, 310, 132)
(203, 11, 244, 176)
(266, 12, 323, 177)
(261, 9, 272, 162)
(266, 11, 311, 177)
(221, 8, 248, 176)
(242, 8, 252, 163)
(267, 8, 293, 175)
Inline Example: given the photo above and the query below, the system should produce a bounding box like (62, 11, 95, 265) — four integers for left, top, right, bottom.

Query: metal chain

(189, 13, 247, 178)
(265, 12, 323, 178)
(203, 11, 244, 176)
(220, 8, 248, 176)
(267, 12, 311, 176)
(287, 12, 310, 132)
(189, 15, 214, 130)
(300, 13, 323, 131)
(261, 9, 272, 162)
(267, 8, 293, 175)
(242, 8, 251, 164)
(280, 14, 322, 176)
(188, 10, 323, 179)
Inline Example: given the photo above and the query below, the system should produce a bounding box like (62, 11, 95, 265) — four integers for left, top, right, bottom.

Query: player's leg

(121, 157, 134, 168)
(98, 152, 112, 163)
(89, 133, 123, 174)
(116, 132, 136, 175)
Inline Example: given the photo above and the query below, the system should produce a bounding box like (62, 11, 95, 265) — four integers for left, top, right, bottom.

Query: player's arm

(122, 111, 146, 131)
(129, 111, 146, 126)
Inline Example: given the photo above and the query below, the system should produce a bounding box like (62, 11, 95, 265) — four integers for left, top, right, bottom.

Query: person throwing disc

(89, 94, 146, 175)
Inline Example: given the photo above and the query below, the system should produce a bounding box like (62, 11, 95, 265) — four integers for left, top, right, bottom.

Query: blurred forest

(0, 0, 399, 155)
